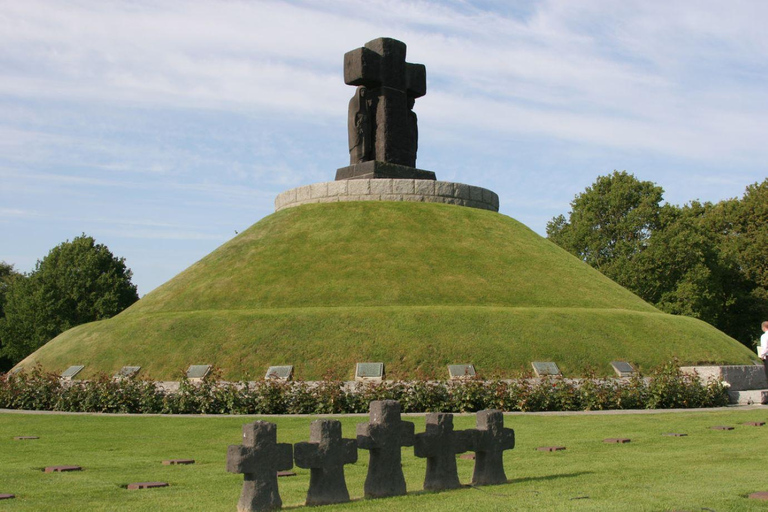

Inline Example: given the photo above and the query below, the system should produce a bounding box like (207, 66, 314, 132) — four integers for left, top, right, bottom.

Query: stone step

(728, 389, 768, 405)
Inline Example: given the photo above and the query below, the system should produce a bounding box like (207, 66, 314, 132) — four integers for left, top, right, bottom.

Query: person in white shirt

(759, 321, 768, 379)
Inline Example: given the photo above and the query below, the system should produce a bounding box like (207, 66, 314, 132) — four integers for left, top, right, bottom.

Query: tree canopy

(0, 235, 139, 365)
(548, 172, 768, 349)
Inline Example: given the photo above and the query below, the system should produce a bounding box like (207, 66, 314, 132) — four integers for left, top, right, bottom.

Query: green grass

(1, 409, 768, 511)
(18, 202, 757, 379)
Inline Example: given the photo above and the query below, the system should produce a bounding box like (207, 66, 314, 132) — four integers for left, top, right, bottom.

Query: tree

(0, 262, 23, 371)
(546, 170, 664, 287)
(0, 235, 139, 364)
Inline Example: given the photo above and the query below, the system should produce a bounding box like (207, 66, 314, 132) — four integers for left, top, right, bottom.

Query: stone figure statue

(348, 86, 373, 164)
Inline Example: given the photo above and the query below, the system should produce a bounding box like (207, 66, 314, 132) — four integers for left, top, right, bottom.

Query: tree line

(547, 171, 768, 350)
(0, 235, 138, 371)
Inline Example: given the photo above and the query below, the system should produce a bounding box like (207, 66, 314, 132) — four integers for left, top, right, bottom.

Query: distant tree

(0, 235, 139, 364)
(546, 170, 664, 286)
(0, 262, 23, 371)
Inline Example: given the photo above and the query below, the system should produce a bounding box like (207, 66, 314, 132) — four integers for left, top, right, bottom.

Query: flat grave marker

(459, 453, 475, 460)
(127, 482, 169, 490)
(531, 361, 561, 377)
(537, 446, 566, 451)
(60, 365, 84, 380)
(743, 421, 765, 427)
(0, 494, 15, 500)
(162, 459, 195, 465)
(749, 492, 768, 500)
(277, 471, 297, 477)
(44, 465, 82, 473)
(711, 426, 734, 431)
(447, 364, 476, 380)
(14, 436, 39, 440)
(603, 438, 631, 444)
(662, 433, 687, 437)
(114, 366, 141, 380)
(265, 365, 294, 381)
(610, 361, 636, 378)
(186, 365, 211, 381)
(355, 362, 384, 382)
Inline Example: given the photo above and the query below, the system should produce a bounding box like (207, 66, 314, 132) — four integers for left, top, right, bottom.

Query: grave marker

(265, 366, 293, 381)
(711, 426, 734, 431)
(14, 436, 39, 440)
(537, 446, 566, 452)
(355, 362, 384, 382)
(603, 438, 631, 444)
(60, 365, 84, 380)
(357, 400, 415, 498)
(749, 492, 768, 500)
(277, 471, 296, 478)
(610, 361, 636, 378)
(162, 459, 194, 465)
(662, 433, 687, 437)
(186, 365, 211, 382)
(114, 366, 141, 380)
(227, 421, 292, 512)
(464, 410, 515, 486)
(531, 362, 560, 377)
(127, 482, 168, 490)
(447, 364, 476, 380)
(743, 421, 765, 427)
(44, 465, 82, 473)
(414, 412, 468, 490)
(294, 419, 357, 506)
(0, 494, 15, 500)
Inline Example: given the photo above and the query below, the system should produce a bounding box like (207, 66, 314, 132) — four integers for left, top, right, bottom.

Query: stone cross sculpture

(356, 400, 415, 498)
(337, 37, 436, 181)
(464, 409, 515, 486)
(413, 412, 470, 491)
(294, 419, 358, 506)
(227, 421, 293, 512)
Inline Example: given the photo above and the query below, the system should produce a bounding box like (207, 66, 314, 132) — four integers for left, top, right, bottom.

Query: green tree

(546, 170, 664, 286)
(0, 262, 23, 371)
(0, 235, 139, 364)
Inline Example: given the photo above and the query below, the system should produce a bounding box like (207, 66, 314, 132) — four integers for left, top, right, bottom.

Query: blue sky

(2, 0, 767, 295)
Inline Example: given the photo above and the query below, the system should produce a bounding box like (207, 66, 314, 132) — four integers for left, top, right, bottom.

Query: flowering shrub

(0, 363, 728, 414)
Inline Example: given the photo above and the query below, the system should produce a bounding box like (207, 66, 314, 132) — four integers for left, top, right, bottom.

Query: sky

(1, 0, 767, 296)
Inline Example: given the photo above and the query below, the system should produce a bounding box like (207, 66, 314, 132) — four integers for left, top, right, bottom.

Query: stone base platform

(274, 179, 499, 213)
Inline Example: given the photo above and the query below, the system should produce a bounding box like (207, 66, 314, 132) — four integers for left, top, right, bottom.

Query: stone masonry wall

(274, 179, 499, 212)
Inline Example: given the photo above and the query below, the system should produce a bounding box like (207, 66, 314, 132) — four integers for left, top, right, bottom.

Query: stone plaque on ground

(537, 446, 566, 451)
(531, 362, 560, 377)
(265, 365, 293, 381)
(749, 492, 768, 500)
(711, 426, 734, 430)
(114, 366, 141, 380)
(14, 436, 39, 440)
(60, 365, 84, 380)
(662, 433, 687, 437)
(127, 482, 168, 490)
(610, 361, 636, 377)
(0, 494, 15, 500)
(227, 421, 293, 512)
(447, 364, 476, 380)
(464, 410, 515, 486)
(414, 413, 469, 491)
(603, 438, 631, 444)
(44, 465, 82, 473)
(355, 362, 384, 382)
(357, 400, 415, 498)
(186, 365, 211, 381)
(743, 421, 765, 426)
(162, 459, 194, 465)
(294, 419, 357, 506)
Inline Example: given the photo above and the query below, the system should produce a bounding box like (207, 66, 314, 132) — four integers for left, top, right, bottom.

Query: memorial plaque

(355, 362, 384, 382)
(749, 492, 768, 500)
(114, 366, 141, 380)
(60, 365, 84, 380)
(537, 446, 566, 451)
(186, 365, 211, 381)
(0, 494, 15, 500)
(447, 364, 476, 380)
(743, 421, 765, 427)
(459, 453, 475, 460)
(603, 438, 631, 444)
(662, 433, 687, 437)
(14, 436, 39, 441)
(44, 465, 82, 473)
(531, 362, 561, 377)
(277, 471, 297, 477)
(127, 482, 169, 490)
(711, 426, 734, 431)
(610, 361, 636, 377)
(265, 365, 294, 381)
(162, 459, 195, 465)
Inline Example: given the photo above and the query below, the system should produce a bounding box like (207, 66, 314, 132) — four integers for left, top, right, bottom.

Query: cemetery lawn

(1, 408, 767, 511)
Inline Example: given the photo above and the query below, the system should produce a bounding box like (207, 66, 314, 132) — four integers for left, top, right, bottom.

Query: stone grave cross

(465, 409, 515, 486)
(294, 419, 357, 506)
(344, 37, 426, 168)
(227, 421, 293, 512)
(413, 412, 469, 490)
(356, 400, 415, 498)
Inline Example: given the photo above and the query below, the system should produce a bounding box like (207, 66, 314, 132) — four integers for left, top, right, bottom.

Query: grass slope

(19, 202, 757, 380)
(1, 409, 768, 511)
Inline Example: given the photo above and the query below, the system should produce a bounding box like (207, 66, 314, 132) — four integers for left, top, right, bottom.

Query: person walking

(759, 321, 768, 379)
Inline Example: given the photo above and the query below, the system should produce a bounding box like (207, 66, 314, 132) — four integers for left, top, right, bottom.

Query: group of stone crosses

(227, 400, 515, 511)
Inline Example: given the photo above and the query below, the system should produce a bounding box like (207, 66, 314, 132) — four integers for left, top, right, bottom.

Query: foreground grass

(20, 202, 756, 380)
(1, 408, 767, 511)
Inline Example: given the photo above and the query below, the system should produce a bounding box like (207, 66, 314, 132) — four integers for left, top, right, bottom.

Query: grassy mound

(18, 201, 756, 380)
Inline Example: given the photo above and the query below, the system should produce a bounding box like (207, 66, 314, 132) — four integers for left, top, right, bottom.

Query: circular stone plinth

(274, 179, 499, 213)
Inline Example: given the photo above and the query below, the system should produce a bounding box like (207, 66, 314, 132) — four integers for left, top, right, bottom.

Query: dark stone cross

(294, 419, 357, 506)
(226, 421, 293, 512)
(337, 37, 435, 181)
(464, 409, 515, 486)
(356, 400, 415, 498)
(413, 412, 469, 491)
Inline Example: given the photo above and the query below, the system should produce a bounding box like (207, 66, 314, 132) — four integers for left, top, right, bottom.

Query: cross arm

(226, 445, 255, 474)
(293, 441, 321, 469)
(342, 438, 358, 464)
(399, 421, 415, 447)
(344, 47, 381, 87)
(276, 443, 294, 472)
(406, 63, 426, 98)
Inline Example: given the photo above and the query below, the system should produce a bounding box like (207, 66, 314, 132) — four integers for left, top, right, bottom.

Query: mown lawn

(1, 408, 767, 511)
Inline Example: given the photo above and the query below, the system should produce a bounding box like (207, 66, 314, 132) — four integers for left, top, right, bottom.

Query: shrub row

(0, 362, 728, 414)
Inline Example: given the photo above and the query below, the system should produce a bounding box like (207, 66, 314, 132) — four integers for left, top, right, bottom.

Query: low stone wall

(681, 364, 767, 391)
(274, 179, 499, 212)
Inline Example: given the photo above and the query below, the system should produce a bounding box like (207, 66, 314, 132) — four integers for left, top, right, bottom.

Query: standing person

(759, 321, 768, 379)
